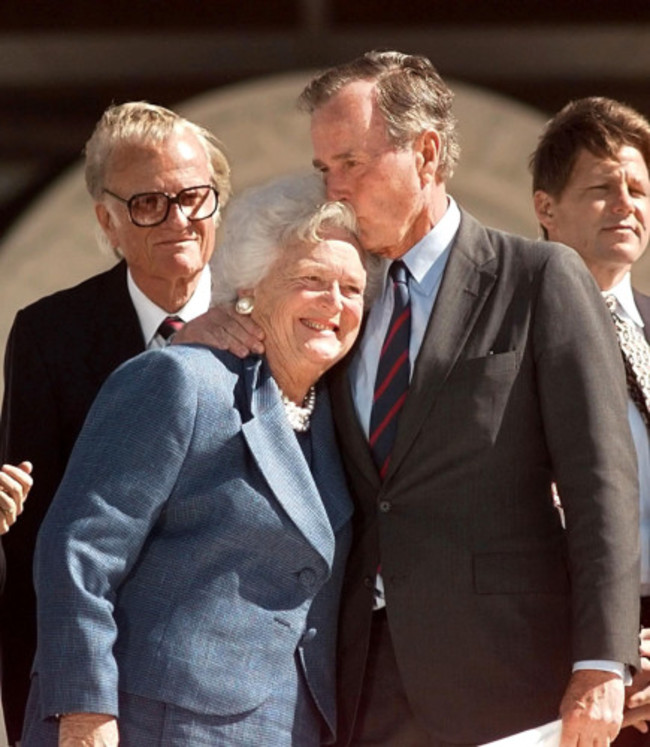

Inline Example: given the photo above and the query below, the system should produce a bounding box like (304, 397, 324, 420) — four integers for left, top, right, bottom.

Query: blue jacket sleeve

(33, 349, 199, 718)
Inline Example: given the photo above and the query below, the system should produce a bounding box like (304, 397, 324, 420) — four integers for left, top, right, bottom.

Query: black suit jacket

(331, 211, 641, 745)
(0, 260, 144, 742)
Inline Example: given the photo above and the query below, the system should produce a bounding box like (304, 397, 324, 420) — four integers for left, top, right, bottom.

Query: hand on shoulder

(173, 305, 265, 358)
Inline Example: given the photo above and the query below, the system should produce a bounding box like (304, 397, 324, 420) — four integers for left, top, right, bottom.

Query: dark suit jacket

(331, 211, 641, 745)
(0, 260, 144, 742)
(633, 288, 650, 343)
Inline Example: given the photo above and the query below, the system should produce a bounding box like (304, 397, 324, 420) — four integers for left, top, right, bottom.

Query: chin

(303, 343, 345, 369)
(164, 256, 203, 276)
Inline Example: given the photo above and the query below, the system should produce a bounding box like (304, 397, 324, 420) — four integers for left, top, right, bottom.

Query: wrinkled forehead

(311, 84, 391, 162)
(106, 130, 210, 181)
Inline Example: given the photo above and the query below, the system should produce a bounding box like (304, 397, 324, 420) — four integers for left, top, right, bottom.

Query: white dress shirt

(604, 273, 650, 595)
(127, 265, 212, 349)
(349, 197, 460, 432)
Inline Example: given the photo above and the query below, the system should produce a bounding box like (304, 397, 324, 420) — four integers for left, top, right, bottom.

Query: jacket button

(302, 627, 317, 643)
(298, 568, 317, 590)
(363, 576, 375, 589)
(379, 500, 391, 513)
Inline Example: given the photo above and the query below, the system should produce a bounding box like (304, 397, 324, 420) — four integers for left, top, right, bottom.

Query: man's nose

(612, 185, 635, 214)
(165, 201, 191, 226)
(324, 172, 348, 202)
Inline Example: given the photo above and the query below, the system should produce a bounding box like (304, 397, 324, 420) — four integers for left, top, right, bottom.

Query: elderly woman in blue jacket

(23, 173, 377, 747)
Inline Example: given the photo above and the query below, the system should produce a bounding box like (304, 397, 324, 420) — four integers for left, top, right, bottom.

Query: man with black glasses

(0, 101, 231, 745)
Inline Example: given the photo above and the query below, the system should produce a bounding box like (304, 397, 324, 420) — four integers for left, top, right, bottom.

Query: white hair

(211, 172, 382, 305)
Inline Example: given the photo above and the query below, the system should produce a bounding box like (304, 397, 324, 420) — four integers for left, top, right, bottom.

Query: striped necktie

(157, 315, 185, 341)
(605, 294, 650, 429)
(369, 260, 411, 479)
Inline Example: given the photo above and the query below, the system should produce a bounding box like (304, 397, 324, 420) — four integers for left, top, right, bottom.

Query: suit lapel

(329, 351, 382, 494)
(83, 261, 145, 389)
(309, 384, 354, 533)
(386, 211, 498, 478)
(240, 359, 336, 567)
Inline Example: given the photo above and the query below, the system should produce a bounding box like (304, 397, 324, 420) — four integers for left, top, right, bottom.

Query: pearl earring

(235, 297, 254, 315)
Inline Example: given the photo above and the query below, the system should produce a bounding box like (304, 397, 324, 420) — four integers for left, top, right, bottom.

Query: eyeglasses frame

(102, 184, 219, 227)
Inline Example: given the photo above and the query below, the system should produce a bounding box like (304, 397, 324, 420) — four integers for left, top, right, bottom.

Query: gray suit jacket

(29, 346, 352, 741)
(331, 210, 640, 745)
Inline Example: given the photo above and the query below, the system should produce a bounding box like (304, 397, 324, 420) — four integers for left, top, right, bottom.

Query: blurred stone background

(3, 0, 650, 377)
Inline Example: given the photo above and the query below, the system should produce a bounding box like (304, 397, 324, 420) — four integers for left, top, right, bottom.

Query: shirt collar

(127, 264, 212, 346)
(398, 196, 461, 292)
(603, 272, 644, 328)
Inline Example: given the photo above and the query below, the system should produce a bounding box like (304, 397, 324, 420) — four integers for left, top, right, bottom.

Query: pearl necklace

(280, 386, 316, 432)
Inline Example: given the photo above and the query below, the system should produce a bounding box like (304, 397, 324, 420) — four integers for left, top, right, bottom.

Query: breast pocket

(437, 350, 520, 450)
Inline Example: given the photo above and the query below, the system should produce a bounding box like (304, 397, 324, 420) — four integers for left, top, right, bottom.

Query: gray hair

(84, 101, 231, 205)
(299, 50, 460, 181)
(211, 173, 382, 305)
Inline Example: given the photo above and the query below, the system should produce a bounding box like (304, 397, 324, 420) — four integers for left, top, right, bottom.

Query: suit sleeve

(1, 310, 69, 535)
(534, 246, 640, 668)
(33, 350, 199, 718)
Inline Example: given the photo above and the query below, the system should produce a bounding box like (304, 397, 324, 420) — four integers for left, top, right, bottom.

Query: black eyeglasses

(102, 185, 219, 227)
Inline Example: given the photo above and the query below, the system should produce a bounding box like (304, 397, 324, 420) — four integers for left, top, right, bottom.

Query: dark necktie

(157, 315, 185, 341)
(369, 260, 412, 479)
(604, 294, 650, 429)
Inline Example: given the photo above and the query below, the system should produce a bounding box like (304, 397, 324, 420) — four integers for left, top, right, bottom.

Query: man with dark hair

(181, 52, 641, 745)
(532, 95, 650, 747)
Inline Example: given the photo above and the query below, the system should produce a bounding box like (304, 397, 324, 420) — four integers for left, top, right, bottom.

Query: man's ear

(533, 190, 556, 235)
(95, 202, 119, 247)
(416, 130, 441, 185)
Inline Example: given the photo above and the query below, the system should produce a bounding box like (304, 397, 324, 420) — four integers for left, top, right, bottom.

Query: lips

(156, 230, 199, 244)
(605, 223, 638, 236)
(159, 236, 196, 244)
(302, 319, 340, 333)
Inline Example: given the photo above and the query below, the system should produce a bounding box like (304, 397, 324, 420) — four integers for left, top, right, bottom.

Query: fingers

(622, 702, 650, 732)
(0, 461, 34, 530)
(640, 628, 650, 658)
(173, 306, 265, 358)
(627, 669, 650, 708)
(0, 515, 12, 535)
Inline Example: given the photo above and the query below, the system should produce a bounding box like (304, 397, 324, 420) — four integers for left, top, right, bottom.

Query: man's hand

(559, 669, 624, 746)
(59, 713, 118, 746)
(621, 628, 650, 733)
(173, 305, 265, 358)
(0, 461, 33, 533)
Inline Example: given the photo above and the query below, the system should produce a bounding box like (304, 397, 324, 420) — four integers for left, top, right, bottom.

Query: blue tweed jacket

(30, 345, 352, 739)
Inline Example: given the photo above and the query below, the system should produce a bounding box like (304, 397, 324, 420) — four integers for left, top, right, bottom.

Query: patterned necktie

(604, 294, 650, 429)
(369, 260, 412, 479)
(157, 315, 185, 341)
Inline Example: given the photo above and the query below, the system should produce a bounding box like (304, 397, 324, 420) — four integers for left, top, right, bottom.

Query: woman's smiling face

(248, 229, 366, 387)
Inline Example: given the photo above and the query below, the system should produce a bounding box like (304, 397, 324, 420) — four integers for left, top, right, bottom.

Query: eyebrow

(312, 151, 357, 169)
